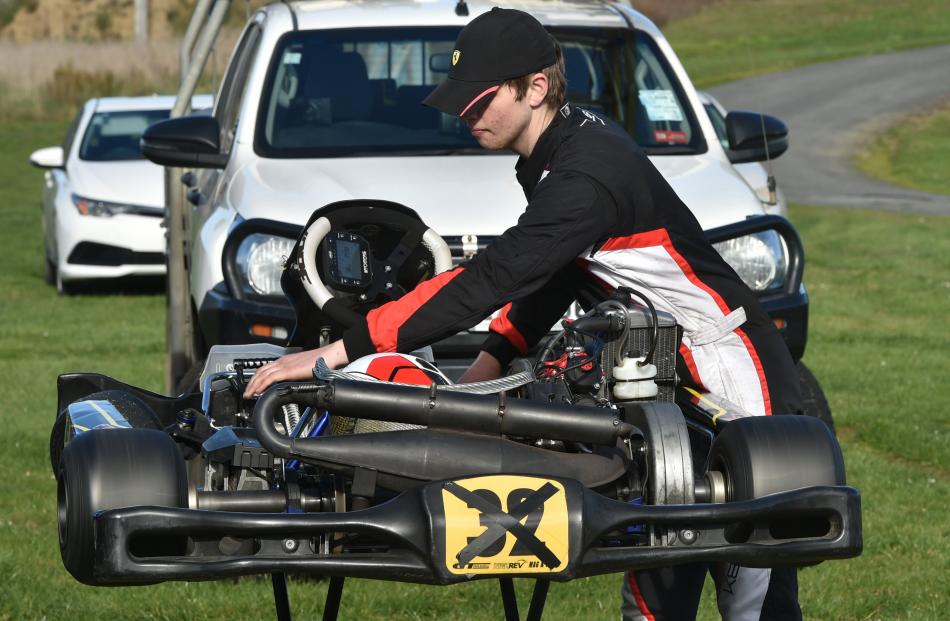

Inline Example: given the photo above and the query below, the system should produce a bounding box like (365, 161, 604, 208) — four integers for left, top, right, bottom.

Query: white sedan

(29, 95, 211, 293)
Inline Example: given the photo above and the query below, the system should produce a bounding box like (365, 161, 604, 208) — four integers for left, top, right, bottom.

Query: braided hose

(314, 358, 534, 394)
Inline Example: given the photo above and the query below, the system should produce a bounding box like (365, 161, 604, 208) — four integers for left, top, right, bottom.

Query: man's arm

(243, 340, 347, 397)
(342, 171, 615, 360)
(247, 171, 615, 395)
(479, 261, 588, 369)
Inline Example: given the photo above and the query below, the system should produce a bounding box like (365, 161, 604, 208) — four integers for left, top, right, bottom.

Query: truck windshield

(256, 26, 703, 158)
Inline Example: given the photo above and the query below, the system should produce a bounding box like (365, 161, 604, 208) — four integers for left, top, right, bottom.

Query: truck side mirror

(725, 111, 789, 164)
(140, 115, 228, 169)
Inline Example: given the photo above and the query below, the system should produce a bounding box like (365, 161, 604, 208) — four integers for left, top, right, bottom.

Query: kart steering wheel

(294, 201, 453, 329)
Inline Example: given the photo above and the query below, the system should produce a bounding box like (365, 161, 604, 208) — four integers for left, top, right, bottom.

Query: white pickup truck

(142, 0, 819, 413)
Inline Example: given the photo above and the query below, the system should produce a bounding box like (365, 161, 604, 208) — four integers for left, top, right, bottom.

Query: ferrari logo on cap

(452, 50, 461, 66)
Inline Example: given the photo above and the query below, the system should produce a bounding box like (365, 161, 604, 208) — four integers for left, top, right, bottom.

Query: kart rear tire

(57, 428, 187, 585)
(709, 415, 845, 502)
(49, 390, 163, 476)
(797, 362, 835, 433)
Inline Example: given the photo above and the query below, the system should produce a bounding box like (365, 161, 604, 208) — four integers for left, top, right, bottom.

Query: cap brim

(423, 77, 501, 117)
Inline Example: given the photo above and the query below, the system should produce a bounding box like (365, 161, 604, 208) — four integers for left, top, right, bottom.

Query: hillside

(0, 0, 268, 42)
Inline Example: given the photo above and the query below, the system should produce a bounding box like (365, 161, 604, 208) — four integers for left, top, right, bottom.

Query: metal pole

(173, 0, 230, 117)
(271, 572, 293, 621)
(134, 0, 149, 46)
(164, 0, 231, 392)
(499, 578, 520, 621)
(322, 577, 345, 621)
(179, 0, 216, 108)
(526, 580, 550, 621)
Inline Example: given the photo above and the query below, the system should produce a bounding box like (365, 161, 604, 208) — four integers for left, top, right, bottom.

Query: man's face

(462, 84, 532, 151)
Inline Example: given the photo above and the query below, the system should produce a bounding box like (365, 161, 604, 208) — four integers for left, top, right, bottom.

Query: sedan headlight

(235, 233, 295, 297)
(71, 193, 161, 217)
(713, 230, 788, 292)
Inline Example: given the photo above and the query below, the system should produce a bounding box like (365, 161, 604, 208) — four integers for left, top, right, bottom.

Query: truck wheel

(49, 390, 162, 476)
(709, 415, 845, 502)
(57, 428, 187, 585)
(798, 362, 835, 433)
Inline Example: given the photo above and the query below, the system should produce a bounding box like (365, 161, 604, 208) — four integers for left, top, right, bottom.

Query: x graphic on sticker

(444, 481, 561, 568)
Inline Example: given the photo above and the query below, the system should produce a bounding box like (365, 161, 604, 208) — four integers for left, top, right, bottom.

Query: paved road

(708, 45, 950, 215)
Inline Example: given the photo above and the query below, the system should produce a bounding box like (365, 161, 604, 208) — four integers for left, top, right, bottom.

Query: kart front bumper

(91, 476, 861, 586)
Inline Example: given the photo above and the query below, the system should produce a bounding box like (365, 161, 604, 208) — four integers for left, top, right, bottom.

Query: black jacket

(343, 105, 766, 360)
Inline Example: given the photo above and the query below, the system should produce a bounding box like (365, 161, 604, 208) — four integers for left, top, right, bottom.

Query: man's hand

(458, 351, 502, 383)
(243, 340, 349, 398)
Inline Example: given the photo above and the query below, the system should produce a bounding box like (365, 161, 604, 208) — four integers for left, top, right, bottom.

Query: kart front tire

(57, 428, 187, 585)
(709, 415, 845, 502)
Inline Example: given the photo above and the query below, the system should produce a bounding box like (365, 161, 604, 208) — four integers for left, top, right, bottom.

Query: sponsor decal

(654, 129, 689, 144)
(452, 50, 461, 66)
(442, 475, 569, 575)
(579, 108, 606, 127)
(721, 562, 740, 595)
(66, 400, 132, 436)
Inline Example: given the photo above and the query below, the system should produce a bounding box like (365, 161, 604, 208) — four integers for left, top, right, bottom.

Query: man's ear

(527, 72, 549, 108)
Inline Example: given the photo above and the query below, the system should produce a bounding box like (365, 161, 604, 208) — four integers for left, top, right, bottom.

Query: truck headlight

(713, 230, 788, 292)
(235, 233, 295, 297)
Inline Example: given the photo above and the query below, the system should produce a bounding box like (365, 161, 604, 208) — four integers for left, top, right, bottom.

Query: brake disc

(626, 402, 694, 506)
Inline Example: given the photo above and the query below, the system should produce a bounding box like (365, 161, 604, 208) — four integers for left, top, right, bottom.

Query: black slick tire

(57, 428, 187, 585)
(709, 415, 845, 501)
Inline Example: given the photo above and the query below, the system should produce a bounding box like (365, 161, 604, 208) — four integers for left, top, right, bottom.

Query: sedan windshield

(79, 109, 171, 161)
(256, 26, 704, 158)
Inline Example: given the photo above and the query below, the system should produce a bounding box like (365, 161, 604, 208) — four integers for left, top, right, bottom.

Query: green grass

(663, 0, 950, 87)
(854, 101, 950, 196)
(1, 121, 949, 619)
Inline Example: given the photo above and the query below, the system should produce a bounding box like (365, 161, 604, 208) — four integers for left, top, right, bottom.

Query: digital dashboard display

(322, 231, 372, 292)
(336, 239, 363, 280)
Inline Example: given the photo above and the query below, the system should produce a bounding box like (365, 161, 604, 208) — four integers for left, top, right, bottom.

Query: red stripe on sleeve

(364, 268, 465, 352)
(488, 302, 529, 354)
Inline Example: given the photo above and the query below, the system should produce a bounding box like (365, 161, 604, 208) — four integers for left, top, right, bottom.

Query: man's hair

(503, 39, 566, 109)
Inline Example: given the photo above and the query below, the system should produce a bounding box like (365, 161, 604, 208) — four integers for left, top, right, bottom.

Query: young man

(244, 7, 803, 620)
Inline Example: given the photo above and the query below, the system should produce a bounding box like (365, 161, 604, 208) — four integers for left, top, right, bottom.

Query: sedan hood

(68, 160, 165, 208)
(230, 152, 762, 234)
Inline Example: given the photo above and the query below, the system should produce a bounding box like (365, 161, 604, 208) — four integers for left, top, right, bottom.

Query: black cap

(423, 7, 556, 117)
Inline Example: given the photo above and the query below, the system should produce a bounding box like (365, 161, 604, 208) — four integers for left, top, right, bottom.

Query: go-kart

(52, 201, 861, 621)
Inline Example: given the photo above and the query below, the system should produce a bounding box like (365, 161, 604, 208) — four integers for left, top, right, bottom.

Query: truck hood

(230, 153, 761, 234)
(68, 160, 165, 208)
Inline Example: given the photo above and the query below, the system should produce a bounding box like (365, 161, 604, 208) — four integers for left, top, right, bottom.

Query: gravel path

(708, 45, 950, 215)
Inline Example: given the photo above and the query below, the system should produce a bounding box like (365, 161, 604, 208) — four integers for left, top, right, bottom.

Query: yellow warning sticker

(442, 475, 569, 575)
